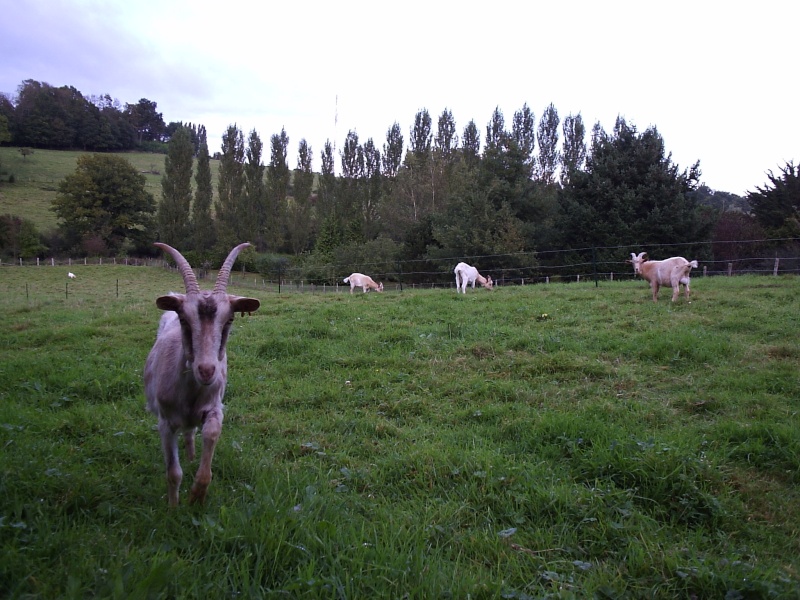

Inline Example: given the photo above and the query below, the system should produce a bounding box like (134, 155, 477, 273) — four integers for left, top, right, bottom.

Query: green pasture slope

(1, 266, 799, 598)
(0, 147, 220, 232)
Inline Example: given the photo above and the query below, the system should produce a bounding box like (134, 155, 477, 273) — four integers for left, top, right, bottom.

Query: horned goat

(454, 262, 493, 294)
(343, 273, 384, 293)
(143, 242, 260, 506)
(629, 251, 699, 302)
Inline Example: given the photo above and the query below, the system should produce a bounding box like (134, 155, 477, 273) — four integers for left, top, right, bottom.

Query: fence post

(774, 256, 780, 276)
(727, 263, 733, 276)
(546, 277, 549, 284)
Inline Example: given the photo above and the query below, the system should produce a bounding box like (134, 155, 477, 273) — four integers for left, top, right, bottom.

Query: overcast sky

(2, 0, 796, 196)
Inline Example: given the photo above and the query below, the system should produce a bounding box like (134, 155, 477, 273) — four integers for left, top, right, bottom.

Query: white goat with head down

(629, 251, 699, 302)
(454, 262, 493, 294)
(343, 273, 383, 294)
(144, 242, 260, 506)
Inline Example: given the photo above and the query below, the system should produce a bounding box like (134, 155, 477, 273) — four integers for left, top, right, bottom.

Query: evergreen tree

(557, 119, 706, 262)
(192, 125, 216, 254)
(747, 161, 800, 237)
(561, 113, 587, 186)
(535, 103, 560, 185)
(215, 125, 245, 247)
(158, 125, 194, 247)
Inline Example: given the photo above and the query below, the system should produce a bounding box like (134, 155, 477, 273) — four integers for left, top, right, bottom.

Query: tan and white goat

(343, 273, 384, 294)
(629, 251, 698, 302)
(144, 242, 260, 506)
(454, 262, 493, 294)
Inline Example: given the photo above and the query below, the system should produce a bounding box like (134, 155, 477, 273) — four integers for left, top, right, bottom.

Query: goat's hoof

(188, 486, 208, 505)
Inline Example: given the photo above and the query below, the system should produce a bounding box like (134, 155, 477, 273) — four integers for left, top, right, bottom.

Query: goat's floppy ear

(156, 294, 184, 312)
(230, 296, 260, 316)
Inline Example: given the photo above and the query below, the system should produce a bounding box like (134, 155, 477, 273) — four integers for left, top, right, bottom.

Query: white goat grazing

(343, 273, 383, 294)
(629, 252, 699, 302)
(454, 262, 493, 294)
(68, 272, 76, 279)
(144, 242, 260, 506)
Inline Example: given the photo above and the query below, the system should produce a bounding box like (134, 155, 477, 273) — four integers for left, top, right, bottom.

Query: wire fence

(2, 238, 800, 294)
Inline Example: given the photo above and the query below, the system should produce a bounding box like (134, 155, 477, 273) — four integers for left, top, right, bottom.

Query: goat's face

(483, 276, 494, 290)
(629, 252, 647, 275)
(157, 291, 260, 386)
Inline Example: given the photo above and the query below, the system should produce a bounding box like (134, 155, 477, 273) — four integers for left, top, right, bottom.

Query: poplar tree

(382, 122, 404, 179)
(485, 106, 506, 150)
(512, 103, 536, 178)
(192, 125, 215, 254)
(244, 129, 266, 248)
(535, 103, 560, 185)
(461, 120, 480, 169)
(158, 125, 193, 247)
(215, 124, 245, 247)
(362, 138, 382, 238)
(434, 108, 458, 161)
(409, 108, 432, 162)
(287, 139, 314, 254)
(266, 128, 290, 250)
(561, 113, 587, 186)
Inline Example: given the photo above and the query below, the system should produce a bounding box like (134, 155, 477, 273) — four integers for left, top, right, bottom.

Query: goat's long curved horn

(214, 243, 251, 293)
(154, 242, 199, 294)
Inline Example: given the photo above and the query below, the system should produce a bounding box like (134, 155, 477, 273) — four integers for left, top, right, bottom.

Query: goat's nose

(197, 364, 216, 384)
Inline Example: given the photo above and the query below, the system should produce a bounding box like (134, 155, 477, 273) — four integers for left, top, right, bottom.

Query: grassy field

(1, 266, 799, 598)
(0, 147, 220, 232)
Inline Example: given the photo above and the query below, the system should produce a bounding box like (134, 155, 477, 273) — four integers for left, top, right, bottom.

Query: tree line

(0, 80, 185, 152)
(1, 79, 798, 282)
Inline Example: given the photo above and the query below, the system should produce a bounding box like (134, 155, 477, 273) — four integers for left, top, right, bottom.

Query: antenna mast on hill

(334, 94, 338, 175)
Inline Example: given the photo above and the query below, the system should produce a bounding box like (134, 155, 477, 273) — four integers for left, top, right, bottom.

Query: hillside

(0, 147, 220, 231)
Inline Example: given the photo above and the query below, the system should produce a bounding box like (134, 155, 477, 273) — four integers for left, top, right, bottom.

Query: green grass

(0, 147, 220, 232)
(1, 269, 799, 598)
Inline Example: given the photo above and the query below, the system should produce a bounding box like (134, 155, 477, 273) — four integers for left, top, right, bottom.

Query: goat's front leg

(184, 428, 196, 461)
(159, 420, 182, 507)
(189, 409, 223, 505)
